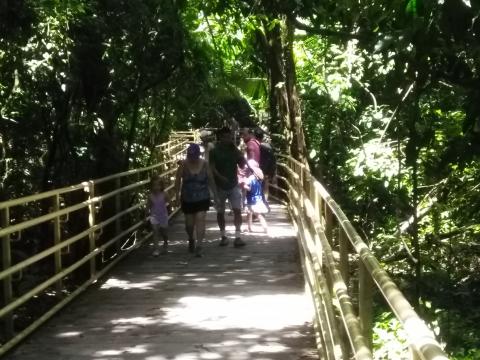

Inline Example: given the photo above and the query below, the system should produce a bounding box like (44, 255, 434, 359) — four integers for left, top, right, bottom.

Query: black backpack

(259, 142, 277, 177)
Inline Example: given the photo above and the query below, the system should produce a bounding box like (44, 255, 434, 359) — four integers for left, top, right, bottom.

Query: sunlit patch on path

(6, 204, 317, 360)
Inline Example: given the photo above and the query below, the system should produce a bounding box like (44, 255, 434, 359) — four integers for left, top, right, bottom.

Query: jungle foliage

(1, 0, 479, 358)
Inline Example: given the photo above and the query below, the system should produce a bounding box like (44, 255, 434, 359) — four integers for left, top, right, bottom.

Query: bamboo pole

(339, 229, 350, 288)
(324, 205, 333, 246)
(52, 194, 63, 292)
(87, 181, 97, 278)
(290, 193, 336, 360)
(0, 203, 144, 282)
(1, 207, 13, 336)
(359, 261, 373, 351)
(0, 133, 191, 354)
(115, 178, 122, 254)
(311, 173, 448, 360)
(304, 200, 365, 359)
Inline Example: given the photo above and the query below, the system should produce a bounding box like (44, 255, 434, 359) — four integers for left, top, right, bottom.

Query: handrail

(0, 130, 446, 360)
(314, 182, 447, 360)
(0, 184, 86, 210)
(0, 130, 197, 356)
(272, 156, 448, 360)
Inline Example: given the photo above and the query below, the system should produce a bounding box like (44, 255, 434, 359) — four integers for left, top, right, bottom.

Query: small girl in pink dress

(147, 176, 169, 256)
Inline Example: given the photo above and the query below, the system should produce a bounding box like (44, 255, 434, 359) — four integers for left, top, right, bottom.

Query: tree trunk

(261, 17, 308, 164)
(409, 88, 421, 308)
(124, 74, 144, 169)
(284, 18, 308, 165)
(263, 19, 290, 154)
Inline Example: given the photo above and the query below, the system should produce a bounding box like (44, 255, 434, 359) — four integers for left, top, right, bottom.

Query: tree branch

(394, 178, 448, 236)
(434, 225, 479, 241)
(379, 82, 415, 142)
(288, 16, 366, 40)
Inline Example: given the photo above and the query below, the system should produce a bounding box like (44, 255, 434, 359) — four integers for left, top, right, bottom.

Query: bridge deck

(6, 205, 317, 360)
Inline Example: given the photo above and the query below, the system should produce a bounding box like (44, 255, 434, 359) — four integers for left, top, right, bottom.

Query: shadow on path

(6, 205, 317, 360)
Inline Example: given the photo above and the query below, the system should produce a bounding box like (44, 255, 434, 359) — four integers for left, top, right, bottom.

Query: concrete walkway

(6, 205, 317, 360)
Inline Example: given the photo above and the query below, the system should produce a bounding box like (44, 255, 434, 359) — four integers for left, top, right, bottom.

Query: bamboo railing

(271, 155, 449, 360)
(0, 131, 450, 360)
(0, 132, 195, 356)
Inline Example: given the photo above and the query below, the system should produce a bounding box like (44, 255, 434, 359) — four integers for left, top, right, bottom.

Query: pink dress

(149, 192, 168, 227)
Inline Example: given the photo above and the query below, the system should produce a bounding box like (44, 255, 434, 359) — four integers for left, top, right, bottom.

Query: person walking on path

(243, 159, 269, 234)
(241, 127, 261, 163)
(147, 176, 170, 256)
(210, 127, 247, 247)
(254, 127, 276, 206)
(239, 127, 260, 212)
(199, 130, 215, 164)
(174, 143, 212, 257)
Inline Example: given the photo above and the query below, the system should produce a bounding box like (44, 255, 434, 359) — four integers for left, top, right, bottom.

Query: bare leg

(241, 188, 246, 211)
(195, 211, 206, 251)
(258, 214, 268, 233)
(233, 208, 245, 247)
(264, 177, 270, 201)
(233, 208, 242, 234)
(185, 214, 195, 252)
(217, 212, 226, 235)
(247, 211, 253, 232)
(152, 224, 161, 256)
(216, 191, 230, 246)
(159, 227, 169, 243)
(159, 227, 168, 254)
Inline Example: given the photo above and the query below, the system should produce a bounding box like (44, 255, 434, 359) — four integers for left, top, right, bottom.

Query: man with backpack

(240, 128, 260, 163)
(210, 127, 247, 248)
(254, 128, 277, 203)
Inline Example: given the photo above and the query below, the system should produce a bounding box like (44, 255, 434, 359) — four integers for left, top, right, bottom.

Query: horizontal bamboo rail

(1, 131, 448, 360)
(271, 155, 449, 360)
(0, 131, 197, 356)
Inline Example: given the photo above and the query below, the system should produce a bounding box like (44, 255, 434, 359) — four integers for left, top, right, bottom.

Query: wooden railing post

(0, 133, 197, 355)
(339, 229, 350, 287)
(114, 178, 122, 253)
(1, 207, 13, 336)
(317, 187, 324, 229)
(298, 169, 304, 212)
(294, 179, 336, 360)
(324, 205, 333, 246)
(278, 154, 447, 360)
(302, 167, 308, 194)
(359, 261, 373, 350)
(87, 181, 97, 278)
(410, 347, 422, 360)
(308, 259, 337, 360)
(52, 195, 63, 292)
(310, 181, 318, 217)
(299, 163, 304, 189)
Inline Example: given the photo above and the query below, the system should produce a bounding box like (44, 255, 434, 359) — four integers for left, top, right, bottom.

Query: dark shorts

(181, 199, 210, 214)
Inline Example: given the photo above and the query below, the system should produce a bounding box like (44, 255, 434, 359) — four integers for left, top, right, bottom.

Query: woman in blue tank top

(174, 143, 212, 257)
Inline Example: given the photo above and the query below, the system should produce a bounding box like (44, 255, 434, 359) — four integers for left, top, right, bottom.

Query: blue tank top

(246, 175, 263, 205)
(181, 162, 210, 203)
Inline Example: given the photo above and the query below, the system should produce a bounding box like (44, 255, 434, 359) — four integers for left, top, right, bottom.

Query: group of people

(147, 126, 276, 258)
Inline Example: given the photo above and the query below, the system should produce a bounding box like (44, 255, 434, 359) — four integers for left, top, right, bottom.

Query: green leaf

(406, 0, 418, 16)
